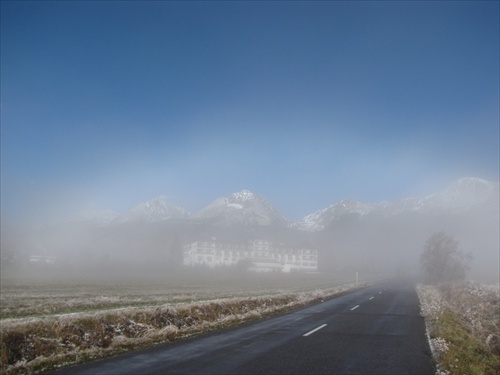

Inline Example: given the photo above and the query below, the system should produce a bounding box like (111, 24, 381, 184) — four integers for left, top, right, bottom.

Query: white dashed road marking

(303, 324, 327, 337)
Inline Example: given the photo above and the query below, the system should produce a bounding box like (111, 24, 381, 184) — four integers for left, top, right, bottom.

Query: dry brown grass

(0, 272, 351, 319)
(1, 273, 366, 374)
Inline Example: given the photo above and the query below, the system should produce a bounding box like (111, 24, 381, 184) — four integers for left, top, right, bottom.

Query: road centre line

(303, 324, 327, 337)
(369, 297, 374, 300)
(350, 305, 360, 311)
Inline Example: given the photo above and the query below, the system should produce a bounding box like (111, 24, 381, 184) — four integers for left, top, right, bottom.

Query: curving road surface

(47, 279, 434, 374)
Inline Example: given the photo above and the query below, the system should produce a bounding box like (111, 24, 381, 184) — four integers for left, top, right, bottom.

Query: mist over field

(1, 178, 498, 284)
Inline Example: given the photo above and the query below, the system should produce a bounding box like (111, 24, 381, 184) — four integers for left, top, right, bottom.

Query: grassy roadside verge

(1, 282, 366, 374)
(416, 282, 500, 375)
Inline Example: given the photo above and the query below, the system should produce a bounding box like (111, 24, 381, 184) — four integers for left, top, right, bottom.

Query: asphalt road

(47, 279, 434, 374)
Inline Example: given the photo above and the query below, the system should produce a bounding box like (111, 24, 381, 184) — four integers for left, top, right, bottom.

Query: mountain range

(86, 177, 498, 230)
(298, 177, 499, 231)
(4, 177, 498, 280)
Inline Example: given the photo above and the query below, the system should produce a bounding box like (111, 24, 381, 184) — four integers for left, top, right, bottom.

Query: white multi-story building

(183, 240, 318, 272)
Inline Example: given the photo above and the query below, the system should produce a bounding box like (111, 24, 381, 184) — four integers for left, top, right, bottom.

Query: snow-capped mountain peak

(297, 177, 499, 231)
(194, 190, 288, 226)
(74, 176, 497, 229)
(134, 196, 178, 214)
(297, 199, 373, 231)
(114, 196, 189, 223)
(425, 177, 498, 212)
(439, 177, 495, 198)
(230, 190, 255, 202)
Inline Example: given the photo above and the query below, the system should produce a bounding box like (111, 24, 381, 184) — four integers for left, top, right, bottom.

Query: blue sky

(1, 1, 499, 222)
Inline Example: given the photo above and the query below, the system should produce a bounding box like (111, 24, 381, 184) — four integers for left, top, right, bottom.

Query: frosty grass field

(2, 273, 498, 375)
(0, 272, 365, 374)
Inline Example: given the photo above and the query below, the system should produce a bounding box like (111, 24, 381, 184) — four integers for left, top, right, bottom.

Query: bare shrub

(420, 232, 472, 284)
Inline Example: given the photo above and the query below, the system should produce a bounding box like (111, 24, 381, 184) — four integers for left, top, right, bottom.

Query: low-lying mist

(1, 198, 498, 284)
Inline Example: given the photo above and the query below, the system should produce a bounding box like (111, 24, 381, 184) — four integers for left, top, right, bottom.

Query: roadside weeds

(416, 282, 500, 375)
(1, 282, 365, 374)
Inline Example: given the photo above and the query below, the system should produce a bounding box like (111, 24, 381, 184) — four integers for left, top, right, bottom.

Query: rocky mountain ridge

(84, 177, 498, 230)
(297, 177, 499, 231)
(193, 190, 289, 227)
